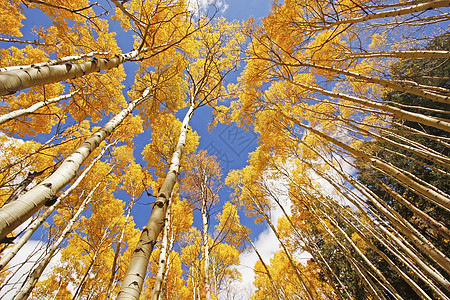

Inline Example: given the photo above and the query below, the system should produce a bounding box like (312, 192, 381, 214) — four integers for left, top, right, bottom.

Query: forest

(0, 0, 449, 299)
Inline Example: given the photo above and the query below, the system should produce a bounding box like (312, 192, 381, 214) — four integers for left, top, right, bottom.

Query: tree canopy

(0, 0, 449, 299)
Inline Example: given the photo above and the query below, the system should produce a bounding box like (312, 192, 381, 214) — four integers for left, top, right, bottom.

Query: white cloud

(0, 240, 61, 299)
(187, 0, 229, 16)
(225, 135, 360, 298)
(225, 178, 292, 299)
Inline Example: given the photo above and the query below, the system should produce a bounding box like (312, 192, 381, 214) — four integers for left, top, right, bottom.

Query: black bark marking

(43, 183, 52, 188)
(65, 63, 72, 72)
(0, 236, 16, 244)
(4, 171, 44, 206)
(45, 196, 58, 206)
(134, 247, 145, 253)
(130, 281, 139, 286)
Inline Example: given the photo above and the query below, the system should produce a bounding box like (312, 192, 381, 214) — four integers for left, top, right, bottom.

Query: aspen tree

(181, 151, 222, 300)
(151, 194, 173, 300)
(0, 141, 115, 271)
(118, 105, 195, 300)
(14, 168, 112, 299)
(0, 88, 151, 240)
(119, 17, 243, 299)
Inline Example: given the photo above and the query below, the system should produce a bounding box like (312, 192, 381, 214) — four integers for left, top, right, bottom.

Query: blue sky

(1, 1, 275, 297)
(124, 0, 273, 237)
(3, 0, 273, 233)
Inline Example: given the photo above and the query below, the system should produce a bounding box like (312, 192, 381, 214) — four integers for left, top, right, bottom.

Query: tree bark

(105, 200, 134, 299)
(0, 49, 140, 96)
(293, 120, 450, 211)
(14, 180, 105, 300)
(0, 88, 151, 241)
(117, 105, 195, 300)
(0, 91, 78, 125)
(243, 189, 315, 300)
(201, 177, 211, 300)
(323, 0, 450, 28)
(0, 52, 108, 73)
(292, 136, 450, 295)
(290, 80, 450, 132)
(151, 197, 172, 300)
(342, 50, 450, 59)
(0, 142, 112, 270)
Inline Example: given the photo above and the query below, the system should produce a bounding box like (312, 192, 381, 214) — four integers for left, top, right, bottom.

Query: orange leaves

(215, 202, 250, 250)
(111, 114, 144, 143)
(263, 0, 306, 56)
(0, 46, 47, 69)
(142, 112, 199, 179)
(181, 150, 221, 208)
(0, 0, 25, 37)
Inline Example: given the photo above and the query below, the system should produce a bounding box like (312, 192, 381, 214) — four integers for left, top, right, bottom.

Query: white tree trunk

(0, 49, 140, 96)
(202, 195, 211, 300)
(325, 0, 450, 28)
(105, 200, 134, 299)
(342, 50, 450, 59)
(0, 91, 78, 125)
(14, 180, 105, 300)
(291, 80, 450, 132)
(244, 190, 315, 300)
(0, 51, 108, 73)
(295, 136, 449, 297)
(0, 88, 150, 240)
(291, 63, 449, 104)
(0, 142, 113, 270)
(151, 197, 172, 300)
(297, 122, 450, 210)
(117, 105, 195, 300)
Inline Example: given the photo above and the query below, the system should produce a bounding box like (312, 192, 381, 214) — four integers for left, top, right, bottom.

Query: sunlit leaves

(0, 0, 24, 37)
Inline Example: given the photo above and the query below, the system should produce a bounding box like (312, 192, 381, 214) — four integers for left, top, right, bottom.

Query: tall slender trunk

(0, 142, 113, 270)
(342, 50, 450, 59)
(14, 178, 106, 299)
(290, 80, 450, 132)
(322, 0, 450, 28)
(117, 105, 195, 300)
(72, 227, 111, 300)
(72, 194, 125, 300)
(105, 200, 134, 299)
(0, 91, 77, 125)
(0, 49, 140, 96)
(319, 207, 402, 300)
(264, 173, 354, 300)
(297, 138, 450, 291)
(294, 120, 450, 211)
(0, 51, 108, 73)
(289, 62, 449, 104)
(201, 178, 211, 300)
(151, 197, 173, 300)
(337, 203, 448, 300)
(0, 88, 151, 240)
(314, 214, 387, 300)
(379, 181, 450, 239)
(243, 189, 315, 300)
(161, 228, 175, 300)
(246, 234, 281, 300)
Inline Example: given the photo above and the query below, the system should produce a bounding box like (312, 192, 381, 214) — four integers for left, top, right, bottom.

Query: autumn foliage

(0, 0, 449, 299)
